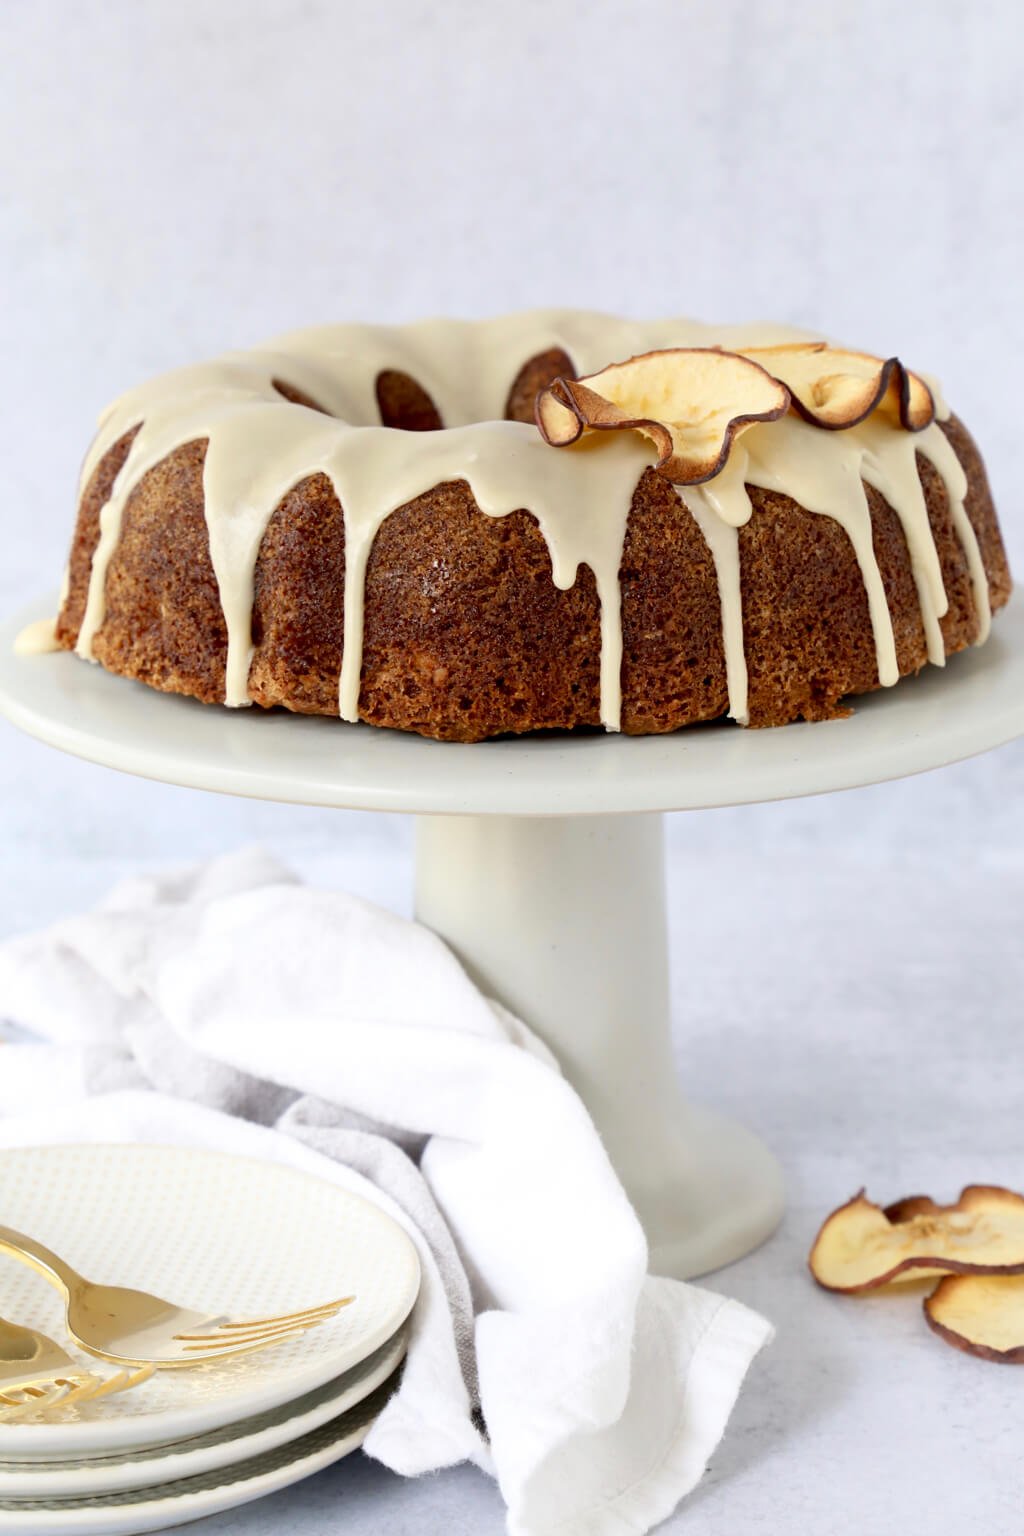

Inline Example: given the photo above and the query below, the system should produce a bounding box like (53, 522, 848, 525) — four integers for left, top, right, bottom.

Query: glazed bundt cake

(41, 311, 1010, 741)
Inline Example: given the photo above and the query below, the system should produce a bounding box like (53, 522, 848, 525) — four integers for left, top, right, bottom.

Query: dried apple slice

(742, 342, 935, 432)
(924, 1274, 1024, 1362)
(809, 1187, 1024, 1293)
(882, 1194, 941, 1222)
(535, 348, 790, 484)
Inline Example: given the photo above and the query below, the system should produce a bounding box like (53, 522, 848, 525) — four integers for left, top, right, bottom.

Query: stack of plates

(0, 1145, 421, 1534)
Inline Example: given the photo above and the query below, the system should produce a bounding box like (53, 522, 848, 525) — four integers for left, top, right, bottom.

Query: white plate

(0, 1327, 407, 1498)
(0, 1145, 420, 1457)
(0, 1371, 397, 1533)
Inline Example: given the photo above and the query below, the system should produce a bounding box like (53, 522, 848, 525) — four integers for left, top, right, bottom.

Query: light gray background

(2, 3, 1023, 1532)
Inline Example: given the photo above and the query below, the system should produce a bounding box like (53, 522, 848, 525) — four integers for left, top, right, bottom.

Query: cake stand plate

(4, 597, 1024, 1278)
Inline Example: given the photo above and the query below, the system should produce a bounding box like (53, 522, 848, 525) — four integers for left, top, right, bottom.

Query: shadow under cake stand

(4, 596, 1024, 1279)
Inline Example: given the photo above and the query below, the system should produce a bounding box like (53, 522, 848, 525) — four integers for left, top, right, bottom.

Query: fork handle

(0, 1225, 79, 1294)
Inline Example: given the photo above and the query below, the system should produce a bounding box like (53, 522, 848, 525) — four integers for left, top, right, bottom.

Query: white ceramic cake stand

(4, 596, 1024, 1278)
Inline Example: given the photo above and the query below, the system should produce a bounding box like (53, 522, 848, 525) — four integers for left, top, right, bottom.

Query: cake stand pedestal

(415, 812, 780, 1276)
(3, 596, 1024, 1278)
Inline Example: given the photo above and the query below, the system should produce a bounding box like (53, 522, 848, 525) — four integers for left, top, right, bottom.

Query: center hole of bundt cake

(277, 348, 577, 431)
(375, 371, 445, 431)
(375, 349, 578, 431)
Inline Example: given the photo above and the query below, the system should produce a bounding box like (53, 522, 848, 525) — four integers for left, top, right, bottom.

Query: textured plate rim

(0, 1145, 420, 1456)
(0, 1371, 397, 1531)
(0, 1326, 407, 1497)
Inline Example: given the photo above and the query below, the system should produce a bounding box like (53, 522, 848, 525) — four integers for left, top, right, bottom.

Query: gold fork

(0, 1315, 152, 1419)
(0, 1224, 354, 1368)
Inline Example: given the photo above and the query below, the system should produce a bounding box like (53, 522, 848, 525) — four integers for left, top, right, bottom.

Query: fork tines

(0, 1364, 154, 1418)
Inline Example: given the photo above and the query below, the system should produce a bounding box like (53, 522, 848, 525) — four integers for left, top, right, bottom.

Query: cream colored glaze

(69, 311, 985, 731)
(920, 369, 951, 423)
(14, 617, 61, 656)
(17, 565, 73, 656)
(679, 489, 749, 724)
(916, 426, 991, 644)
(676, 405, 977, 718)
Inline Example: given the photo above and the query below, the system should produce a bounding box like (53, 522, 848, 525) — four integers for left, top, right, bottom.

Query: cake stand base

(415, 813, 783, 1277)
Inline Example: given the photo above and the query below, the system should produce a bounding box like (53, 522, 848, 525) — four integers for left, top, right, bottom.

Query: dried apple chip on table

(535, 347, 790, 484)
(924, 1274, 1024, 1363)
(808, 1186, 1024, 1293)
(741, 342, 935, 432)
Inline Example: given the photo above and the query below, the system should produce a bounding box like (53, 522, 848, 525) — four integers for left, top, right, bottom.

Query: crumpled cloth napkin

(0, 848, 771, 1536)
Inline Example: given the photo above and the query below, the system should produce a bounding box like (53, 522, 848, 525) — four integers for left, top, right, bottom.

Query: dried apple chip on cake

(535, 347, 790, 483)
(741, 342, 935, 432)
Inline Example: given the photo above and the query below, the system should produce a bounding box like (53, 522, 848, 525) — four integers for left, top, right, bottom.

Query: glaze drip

(67, 311, 986, 731)
(13, 618, 62, 656)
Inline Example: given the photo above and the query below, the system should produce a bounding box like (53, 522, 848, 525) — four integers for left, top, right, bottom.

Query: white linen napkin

(0, 848, 771, 1536)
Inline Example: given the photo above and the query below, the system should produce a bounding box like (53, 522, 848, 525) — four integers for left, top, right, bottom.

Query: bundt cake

(34, 311, 1011, 741)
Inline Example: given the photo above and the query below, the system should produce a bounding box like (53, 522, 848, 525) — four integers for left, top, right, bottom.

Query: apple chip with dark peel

(742, 343, 935, 432)
(924, 1274, 1024, 1363)
(882, 1194, 945, 1223)
(808, 1186, 1024, 1293)
(535, 348, 790, 485)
